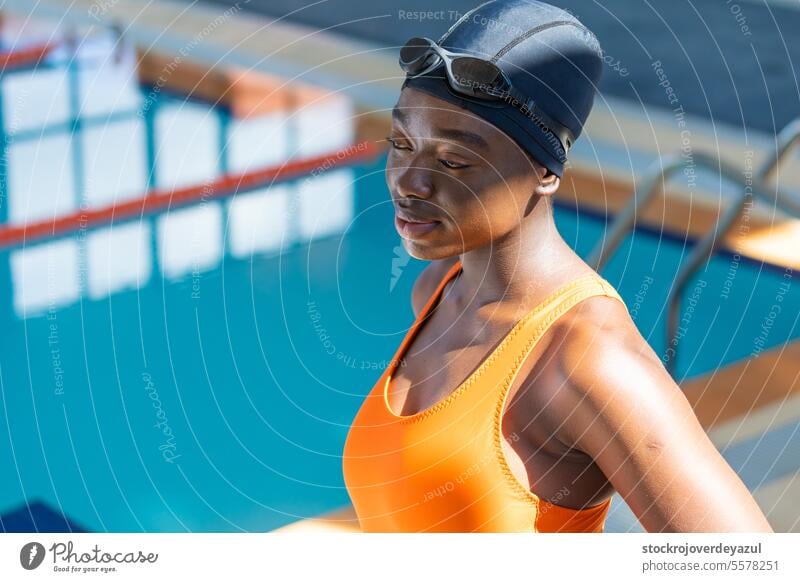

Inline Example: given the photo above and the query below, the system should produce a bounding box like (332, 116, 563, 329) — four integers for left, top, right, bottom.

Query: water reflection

(1, 15, 357, 319)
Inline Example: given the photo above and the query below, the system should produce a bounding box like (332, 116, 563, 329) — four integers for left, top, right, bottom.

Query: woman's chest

(386, 310, 556, 423)
(383, 316, 611, 507)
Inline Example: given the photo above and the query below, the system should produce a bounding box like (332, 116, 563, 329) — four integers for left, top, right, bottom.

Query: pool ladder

(586, 118, 800, 377)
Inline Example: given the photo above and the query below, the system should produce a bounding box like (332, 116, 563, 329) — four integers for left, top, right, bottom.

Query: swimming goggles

(399, 36, 574, 159)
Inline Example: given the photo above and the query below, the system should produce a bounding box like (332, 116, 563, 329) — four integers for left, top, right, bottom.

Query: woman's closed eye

(439, 158, 469, 170)
(386, 136, 411, 150)
(386, 135, 470, 169)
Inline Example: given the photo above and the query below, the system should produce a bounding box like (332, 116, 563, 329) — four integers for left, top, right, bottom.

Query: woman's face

(386, 86, 546, 261)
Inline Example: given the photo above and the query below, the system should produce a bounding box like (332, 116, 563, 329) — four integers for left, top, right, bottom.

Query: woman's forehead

(396, 86, 472, 120)
(395, 87, 503, 142)
(393, 87, 539, 168)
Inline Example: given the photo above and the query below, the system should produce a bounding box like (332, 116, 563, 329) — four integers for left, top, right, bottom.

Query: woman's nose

(392, 163, 434, 199)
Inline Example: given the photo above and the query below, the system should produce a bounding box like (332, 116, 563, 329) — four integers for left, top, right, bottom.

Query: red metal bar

(0, 140, 384, 248)
(0, 42, 56, 70)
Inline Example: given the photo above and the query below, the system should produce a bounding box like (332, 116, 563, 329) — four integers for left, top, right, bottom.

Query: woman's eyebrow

(435, 127, 489, 150)
(392, 106, 488, 150)
(391, 106, 407, 125)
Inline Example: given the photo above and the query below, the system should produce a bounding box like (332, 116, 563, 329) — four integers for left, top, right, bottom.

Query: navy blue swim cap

(401, 0, 602, 177)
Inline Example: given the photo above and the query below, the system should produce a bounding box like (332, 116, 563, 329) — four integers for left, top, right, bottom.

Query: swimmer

(342, 0, 773, 533)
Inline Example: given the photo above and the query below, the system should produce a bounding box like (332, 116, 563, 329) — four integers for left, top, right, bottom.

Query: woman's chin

(400, 241, 459, 262)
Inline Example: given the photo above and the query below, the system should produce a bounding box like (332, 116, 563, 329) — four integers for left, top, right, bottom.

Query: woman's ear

(533, 166, 560, 197)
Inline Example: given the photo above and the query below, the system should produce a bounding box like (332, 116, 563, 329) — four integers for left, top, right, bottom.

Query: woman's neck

(454, 208, 585, 310)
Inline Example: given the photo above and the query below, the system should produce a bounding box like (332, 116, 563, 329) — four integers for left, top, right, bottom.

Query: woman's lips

(394, 214, 440, 238)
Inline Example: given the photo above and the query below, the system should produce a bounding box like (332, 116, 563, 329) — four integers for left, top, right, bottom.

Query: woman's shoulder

(543, 292, 666, 402)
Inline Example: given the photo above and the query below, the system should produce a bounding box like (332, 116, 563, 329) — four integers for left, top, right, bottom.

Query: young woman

(342, 0, 773, 533)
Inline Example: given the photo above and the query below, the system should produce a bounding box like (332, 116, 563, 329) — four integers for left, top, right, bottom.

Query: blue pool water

(0, 152, 798, 532)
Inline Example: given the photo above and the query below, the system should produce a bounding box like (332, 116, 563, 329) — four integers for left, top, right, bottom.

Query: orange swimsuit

(342, 260, 628, 532)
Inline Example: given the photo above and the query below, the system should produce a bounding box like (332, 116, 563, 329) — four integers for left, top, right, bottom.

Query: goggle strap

(400, 37, 574, 159)
(504, 85, 574, 154)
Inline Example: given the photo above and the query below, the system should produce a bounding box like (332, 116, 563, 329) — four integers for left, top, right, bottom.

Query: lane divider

(0, 140, 384, 249)
(0, 42, 57, 70)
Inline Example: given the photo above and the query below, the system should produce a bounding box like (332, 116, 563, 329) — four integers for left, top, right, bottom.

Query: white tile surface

(2, 68, 70, 135)
(154, 101, 220, 190)
(227, 186, 292, 257)
(294, 95, 354, 158)
(297, 168, 353, 241)
(156, 203, 223, 279)
(82, 118, 148, 207)
(10, 239, 81, 316)
(86, 222, 152, 299)
(7, 133, 75, 224)
(226, 112, 288, 173)
(77, 49, 142, 117)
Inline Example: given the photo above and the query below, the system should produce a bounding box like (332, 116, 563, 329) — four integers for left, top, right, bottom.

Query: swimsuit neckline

(382, 260, 603, 420)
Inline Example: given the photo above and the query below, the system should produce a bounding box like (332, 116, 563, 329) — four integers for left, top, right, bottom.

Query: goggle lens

(450, 57, 503, 94)
(399, 37, 435, 70)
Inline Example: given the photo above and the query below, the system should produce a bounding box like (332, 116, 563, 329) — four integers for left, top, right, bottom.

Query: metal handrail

(587, 117, 800, 377)
(587, 151, 725, 273)
(663, 165, 779, 376)
(757, 118, 800, 216)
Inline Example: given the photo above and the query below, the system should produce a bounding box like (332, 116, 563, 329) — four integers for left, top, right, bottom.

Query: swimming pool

(1, 10, 798, 532)
(1, 150, 798, 532)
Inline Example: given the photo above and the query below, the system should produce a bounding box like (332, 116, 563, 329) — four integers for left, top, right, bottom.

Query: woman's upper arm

(552, 323, 774, 533)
